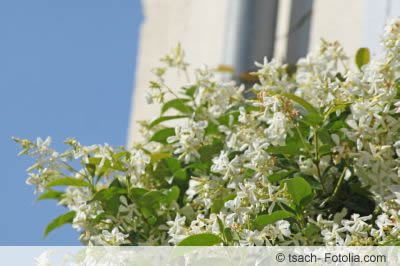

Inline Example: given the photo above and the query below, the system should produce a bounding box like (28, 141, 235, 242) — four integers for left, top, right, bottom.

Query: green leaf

(286, 177, 313, 207)
(217, 111, 240, 126)
(267, 170, 295, 183)
(254, 210, 295, 231)
(87, 157, 112, 177)
(45, 177, 90, 188)
(319, 144, 333, 156)
(149, 115, 187, 128)
(328, 120, 348, 131)
(44, 211, 76, 238)
(355, 47, 370, 70)
(165, 157, 181, 172)
(90, 187, 126, 202)
(109, 178, 123, 188)
(161, 98, 193, 114)
(131, 187, 148, 198)
(85, 163, 96, 177)
(280, 92, 319, 114)
(318, 128, 334, 145)
(199, 139, 224, 163)
(90, 187, 127, 215)
(180, 205, 196, 222)
(150, 128, 175, 144)
(216, 217, 225, 233)
(177, 233, 223, 246)
(205, 121, 219, 135)
(302, 113, 323, 127)
(186, 162, 209, 170)
(324, 103, 350, 118)
(210, 193, 236, 213)
(223, 228, 233, 242)
(173, 168, 187, 181)
(183, 85, 197, 98)
(36, 190, 64, 201)
(151, 152, 171, 162)
(304, 223, 321, 238)
(140, 206, 157, 225)
(152, 159, 172, 183)
(140, 191, 168, 206)
(299, 174, 323, 191)
(267, 144, 303, 156)
(166, 186, 180, 204)
(395, 78, 400, 99)
(165, 158, 187, 181)
(381, 239, 400, 246)
(90, 212, 108, 225)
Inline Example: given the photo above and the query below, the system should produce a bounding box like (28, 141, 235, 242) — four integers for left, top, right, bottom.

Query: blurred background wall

(128, 0, 400, 145)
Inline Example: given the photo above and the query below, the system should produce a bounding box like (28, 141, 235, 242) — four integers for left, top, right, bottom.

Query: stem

(126, 175, 132, 199)
(295, 125, 308, 152)
(165, 85, 180, 99)
(330, 167, 348, 200)
(313, 127, 327, 194)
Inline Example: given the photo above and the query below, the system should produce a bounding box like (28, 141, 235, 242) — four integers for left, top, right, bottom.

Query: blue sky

(0, 0, 143, 245)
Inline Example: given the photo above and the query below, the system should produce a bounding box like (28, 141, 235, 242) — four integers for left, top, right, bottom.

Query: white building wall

(309, 0, 364, 57)
(127, 0, 230, 145)
(128, 0, 400, 146)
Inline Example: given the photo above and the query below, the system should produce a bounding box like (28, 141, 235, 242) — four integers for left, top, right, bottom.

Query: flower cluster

(15, 19, 400, 246)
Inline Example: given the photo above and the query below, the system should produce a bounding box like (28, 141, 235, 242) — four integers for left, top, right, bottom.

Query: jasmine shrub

(15, 19, 400, 246)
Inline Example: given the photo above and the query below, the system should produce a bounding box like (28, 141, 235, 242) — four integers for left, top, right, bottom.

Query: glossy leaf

(267, 145, 303, 156)
(177, 233, 223, 246)
(90, 187, 127, 215)
(161, 98, 193, 114)
(166, 186, 180, 204)
(45, 177, 90, 188)
(355, 47, 370, 70)
(280, 92, 319, 114)
(254, 210, 295, 230)
(140, 191, 168, 206)
(150, 128, 175, 144)
(302, 113, 323, 127)
(183, 85, 197, 98)
(267, 170, 295, 183)
(36, 190, 64, 201)
(199, 139, 223, 163)
(286, 177, 313, 207)
(149, 115, 187, 128)
(211, 193, 236, 213)
(151, 152, 171, 162)
(44, 211, 76, 238)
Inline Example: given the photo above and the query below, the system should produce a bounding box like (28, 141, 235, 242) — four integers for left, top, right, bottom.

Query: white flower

(239, 229, 264, 246)
(101, 227, 129, 245)
(34, 250, 53, 266)
(341, 214, 371, 237)
(167, 214, 187, 244)
(275, 220, 291, 239)
(167, 120, 208, 163)
(124, 148, 150, 177)
(36, 137, 52, 153)
(394, 140, 400, 157)
(260, 183, 289, 214)
(321, 223, 348, 246)
(237, 182, 257, 205)
(97, 144, 113, 169)
(265, 112, 289, 146)
(370, 213, 398, 240)
(211, 151, 240, 180)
